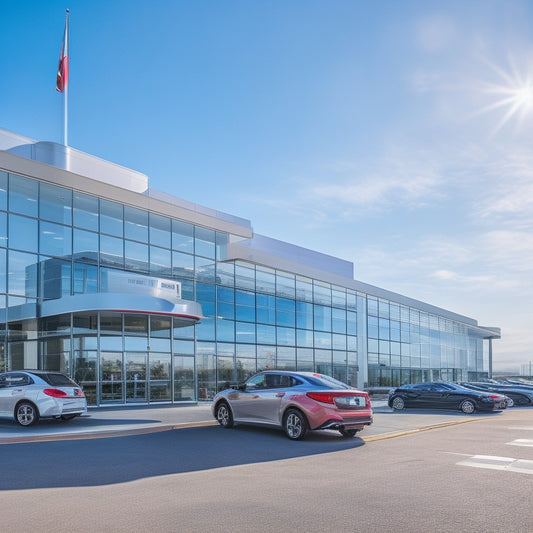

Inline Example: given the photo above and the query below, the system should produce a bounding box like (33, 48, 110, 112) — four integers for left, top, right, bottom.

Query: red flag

(56, 10, 69, 92)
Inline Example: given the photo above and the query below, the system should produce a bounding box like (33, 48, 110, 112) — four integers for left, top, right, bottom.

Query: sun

(476, 56, 533, 135)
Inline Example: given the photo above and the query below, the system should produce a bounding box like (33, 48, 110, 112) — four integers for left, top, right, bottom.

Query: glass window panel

(100, 199, 123, 237)
(347, 335, 357, 351)
(332, 289, 346, 308)
(150, 245, 171, 277)
(346, 291, 357, 311)
(0, 171, 6, 211)
(217, 301, 234, 320)
(367, 298, 378, 316)
(0, 212, 6, 247)
(173, 339, 194, 355)
(276, 310, 295, 327)
(195, 256, 215, 283)
(124, 206, 148, 242)
(149, 338, 171, 352)
(235, 263, 255, 290)
(9, 214, 38, 252)
(276, 273, 295, 298)
(100, 234, 124, 268)
(236, 289, 255, 306)
(314, 305, 331, 331)
(216, 261, 234, 286)
(172, 251, 194, 279)
(40, 221, 72, 257)
(150, 316, 171, 338)
(277, 326, 295, 346)
(257, 306, 275, 325)
(295, 277, 313, 302)
(73, 192, 99, 231)
(257, 293, 275, 308)
(347, 311, 357, 335)
(236, 305, 255, 322)
(195, 226, 216, 259)
(39, 182, 72, 225)
(297, 328, 313, 347)
(257, 345, 276, 370)
(73, 229, 99, 264)
(196, 316, 215, 341)
(124, 336, 149, 351)
(332, 308, 346, 334)
(100, 336, 123, 351)
(217, 286, 234, 303)
(73, 263, 98, 294)
(40, 258, 71, 299)
(149, 213, 171, 248)
(313, 282, 331, 305)
(124, 314, 148, 335)
(216, 318, 235, 342)
(296, 301, 314, 329)
(236, 321, 256, 343)
(256, 324, 276, 344)
(172, 220, 194, 253)
(333, 334, 347, 350)
(8, 250, 38, 297)
(215, 231, 228, 260)
(256, 267, 275, 294)
(8, 174, 38, 217)
(174, 355, 195, 401)
(314, 331, 332, 349)
(100, 312, 122, 334)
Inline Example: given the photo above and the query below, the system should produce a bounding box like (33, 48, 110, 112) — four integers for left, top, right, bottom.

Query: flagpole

(57, 9, 70, 146)
(64, 9, 69, 147)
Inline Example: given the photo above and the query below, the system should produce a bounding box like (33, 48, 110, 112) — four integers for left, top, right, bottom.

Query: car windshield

(304, 374, 351, 390)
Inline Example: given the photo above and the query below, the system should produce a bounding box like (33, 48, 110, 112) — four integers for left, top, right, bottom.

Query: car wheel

(15, 401, 39, 426)
(391, 396, 405, 410)
(215, 401, 234, 428)
(460, 399, 476, 414)
(340, 429, 358, 438)
(506, 398, 515, 408)
(518, 397, 530, 406)
(283, 408, 308, 440)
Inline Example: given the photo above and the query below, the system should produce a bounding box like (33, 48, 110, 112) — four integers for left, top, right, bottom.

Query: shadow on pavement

(0, 416, 163, 432)
(0, 425, 365, 490)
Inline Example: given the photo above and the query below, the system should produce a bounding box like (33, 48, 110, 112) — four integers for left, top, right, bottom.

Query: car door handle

(275, 392, 285, 398)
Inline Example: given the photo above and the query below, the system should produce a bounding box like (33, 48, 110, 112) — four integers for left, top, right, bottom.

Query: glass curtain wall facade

(0, 169, 491, 406)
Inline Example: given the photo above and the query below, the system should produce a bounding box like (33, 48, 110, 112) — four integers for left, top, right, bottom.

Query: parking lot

(0, 399, 500, 444)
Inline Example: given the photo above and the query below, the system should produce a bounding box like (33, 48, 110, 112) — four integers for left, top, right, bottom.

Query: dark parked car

(460, 382, 533, 407)
(388, 382, 507, 414)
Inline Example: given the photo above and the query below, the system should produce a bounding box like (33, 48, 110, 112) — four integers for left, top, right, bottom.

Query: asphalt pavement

(0, 399, 499, 444)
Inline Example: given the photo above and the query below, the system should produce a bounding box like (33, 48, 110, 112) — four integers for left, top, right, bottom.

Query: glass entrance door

(125, 352, 147, 403)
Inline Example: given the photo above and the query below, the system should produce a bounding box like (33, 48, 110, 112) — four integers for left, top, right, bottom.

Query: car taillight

(43, 388, 68, 398)
(489, 394, 501, 399)
(306, 391, 369, 406)
(74, 388, 84, 397)
(306, 392, 337, 404)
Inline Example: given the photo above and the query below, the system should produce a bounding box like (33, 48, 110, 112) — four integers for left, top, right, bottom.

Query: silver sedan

(0, 370, 87, 426)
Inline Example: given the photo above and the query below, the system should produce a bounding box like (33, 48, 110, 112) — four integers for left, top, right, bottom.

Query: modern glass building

(0, 128, 500, 406)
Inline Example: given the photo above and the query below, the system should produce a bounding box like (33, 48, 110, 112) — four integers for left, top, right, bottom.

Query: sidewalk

(0, 400, 487, 444)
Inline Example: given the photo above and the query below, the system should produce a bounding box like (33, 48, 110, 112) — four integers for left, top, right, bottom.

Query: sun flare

(477, 57, 533, 134)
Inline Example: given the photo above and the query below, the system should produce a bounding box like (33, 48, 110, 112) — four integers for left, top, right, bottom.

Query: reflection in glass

(39, 182, 72, 225)
(9, 214, 38, 252)
(73, 192, 99, 231)
(8, 174, 38, 217)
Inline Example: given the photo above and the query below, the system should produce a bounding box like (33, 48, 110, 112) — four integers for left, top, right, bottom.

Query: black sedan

(388, 382, 507, 414)
(460, 382, 533, 407)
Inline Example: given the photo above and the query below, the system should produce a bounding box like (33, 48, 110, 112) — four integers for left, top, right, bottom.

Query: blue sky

(2, 0, 533, 372)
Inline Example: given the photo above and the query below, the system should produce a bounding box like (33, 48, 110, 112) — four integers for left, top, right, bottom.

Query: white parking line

(457, 455, 533, 475)
(506, 439, 533, 447)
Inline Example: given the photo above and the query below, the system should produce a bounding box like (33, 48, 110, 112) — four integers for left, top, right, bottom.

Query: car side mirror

(237, 383, 246, 391)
